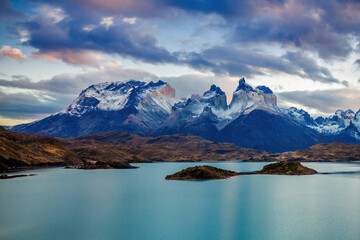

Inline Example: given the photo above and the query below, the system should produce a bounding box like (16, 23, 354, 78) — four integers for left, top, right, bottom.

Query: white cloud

(122, 17, 137, 24)
(36, 5, 67, 24)
(100, 16, 114, 29)
(82, 25, 95, 31)
(18, 29, 30, 42)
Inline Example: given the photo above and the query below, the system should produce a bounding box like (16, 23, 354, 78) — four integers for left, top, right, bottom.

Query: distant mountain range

(8, 78, 360, 152)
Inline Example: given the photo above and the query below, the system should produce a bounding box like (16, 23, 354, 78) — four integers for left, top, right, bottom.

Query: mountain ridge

(8, 78, 360, 152)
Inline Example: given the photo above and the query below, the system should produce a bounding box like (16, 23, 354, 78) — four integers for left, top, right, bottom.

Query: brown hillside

(0, 127, 82, 172)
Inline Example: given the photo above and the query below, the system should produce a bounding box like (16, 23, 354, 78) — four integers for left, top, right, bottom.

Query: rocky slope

(277, 142, 360, 162)
(67, 131, 268, 163)
(11, 80, 181, 137)
(0, 127, 82, 172)
(216, 110, 323, 152)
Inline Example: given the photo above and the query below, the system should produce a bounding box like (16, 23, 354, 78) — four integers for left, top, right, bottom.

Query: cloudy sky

(0, 0, 360, 125)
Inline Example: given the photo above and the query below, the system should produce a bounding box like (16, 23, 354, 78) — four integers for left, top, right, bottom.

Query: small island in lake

(165, 165, 239, 180)
(78, 161, 138, 170)
(256, 161, 317, 175)
(0, 174, 37, 180)
(166, 161, 317, 180)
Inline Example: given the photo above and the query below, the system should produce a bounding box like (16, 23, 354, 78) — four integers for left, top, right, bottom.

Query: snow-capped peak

(308, 109, 355, 135)
(335, 109, 355, 120)
(203, 84, 225, 98)
(280, 107, 316, 126)
(229, 78, 278, 116)
(62, 80, 180, 117)
(346, 109, 360, 140)
(200, 84, 227, 110)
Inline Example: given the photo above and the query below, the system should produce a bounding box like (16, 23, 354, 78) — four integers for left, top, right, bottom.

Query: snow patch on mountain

(280, 107, 317, 126)
(155, 78, 281, 135)
(281, 107, 358, 136)
(62, 80, 180, 117)
(228, 78, 279, 117)
(349, 110, 360, 140)
(312, 109, 355, 135)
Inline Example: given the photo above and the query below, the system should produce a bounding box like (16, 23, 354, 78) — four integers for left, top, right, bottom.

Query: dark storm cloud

(0, 0, 23, 21)
(230, 0, 360, 59)
(0, 63, 159, 119)
(8, 0, 359, 78)
(233, 17, 352, 59)
(21, 13, 175, 65)
(0, 63, 159, 94)
(0, 63, 157, 94)
(355, 59, 360, 68)
(45, 0, 360, 59)
(180, 47, 341, 84)
(279, 88, 360, 114)
(283, 52, 340, 84)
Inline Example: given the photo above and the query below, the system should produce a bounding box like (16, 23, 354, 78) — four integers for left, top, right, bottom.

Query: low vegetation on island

(256, 161, 317, 175)
(165, 165, 239, 180)
(77, 161, 137, 170)
(166, 161, 318, 180)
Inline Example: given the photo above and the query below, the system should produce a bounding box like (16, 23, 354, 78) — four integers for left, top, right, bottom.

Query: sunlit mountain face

(0, 0, 360, 128)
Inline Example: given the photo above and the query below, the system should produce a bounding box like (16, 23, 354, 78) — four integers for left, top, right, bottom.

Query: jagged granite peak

(203, 84, 225, 97)
(201, 84, 227, 110)
(256, 85, 273, 94)
(235, 78, 256, 92)
(153, 79, 281, 142)
(229, 78, 278, 116)
(345, 109, 360, 140)
(313, 109, 355, 135)
(283, 107, 360, 140)
(335, 109, 355, 120)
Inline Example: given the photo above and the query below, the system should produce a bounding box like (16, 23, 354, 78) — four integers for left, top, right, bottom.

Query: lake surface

(1, 162, 360, 240)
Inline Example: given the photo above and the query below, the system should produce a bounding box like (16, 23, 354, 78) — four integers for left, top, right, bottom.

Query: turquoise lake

(1, 162, 360, 240)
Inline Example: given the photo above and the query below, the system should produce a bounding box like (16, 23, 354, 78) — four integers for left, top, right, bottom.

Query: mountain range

(8, 78, 360, 152)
